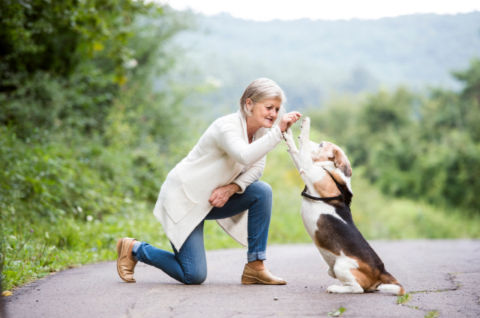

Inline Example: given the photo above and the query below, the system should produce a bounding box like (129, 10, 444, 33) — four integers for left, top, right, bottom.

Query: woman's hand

(209, 183, 240, 208)
(279, 111, 302, 132)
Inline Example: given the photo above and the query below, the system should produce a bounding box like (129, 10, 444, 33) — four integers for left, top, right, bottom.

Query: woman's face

(247, 97, 282, 129)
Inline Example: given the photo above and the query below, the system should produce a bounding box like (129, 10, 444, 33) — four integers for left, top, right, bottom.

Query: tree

(0, 0, 161, 136)
(454, 58, 480, 105)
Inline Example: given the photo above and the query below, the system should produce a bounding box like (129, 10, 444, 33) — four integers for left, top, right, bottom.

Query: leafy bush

(0, 0, 167, 138)
(0, 1, 195, 291)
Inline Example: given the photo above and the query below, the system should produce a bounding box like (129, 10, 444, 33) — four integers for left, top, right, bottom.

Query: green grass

(2, 138, 479, 293)
(1, 201, 170, 292)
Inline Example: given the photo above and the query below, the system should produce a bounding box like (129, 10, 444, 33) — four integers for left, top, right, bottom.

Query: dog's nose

(319, 142, 324, 148)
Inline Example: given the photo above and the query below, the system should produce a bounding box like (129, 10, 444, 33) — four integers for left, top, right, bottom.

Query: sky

(158, 0, 480, 21)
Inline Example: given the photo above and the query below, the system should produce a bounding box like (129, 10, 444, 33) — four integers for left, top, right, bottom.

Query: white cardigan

(153, 111, 283, 250)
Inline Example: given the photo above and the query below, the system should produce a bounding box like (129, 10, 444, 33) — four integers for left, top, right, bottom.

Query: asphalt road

(3, 240, 480, 318)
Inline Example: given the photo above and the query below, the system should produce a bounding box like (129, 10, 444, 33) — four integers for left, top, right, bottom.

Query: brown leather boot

(241, 263, 287, 285)
(116, 237, 138, 283)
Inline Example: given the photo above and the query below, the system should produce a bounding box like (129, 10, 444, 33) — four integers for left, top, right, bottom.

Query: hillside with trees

(175, 12, 480, 112)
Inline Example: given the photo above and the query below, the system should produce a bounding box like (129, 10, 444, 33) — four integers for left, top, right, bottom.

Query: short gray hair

(239, 78, 286, 116)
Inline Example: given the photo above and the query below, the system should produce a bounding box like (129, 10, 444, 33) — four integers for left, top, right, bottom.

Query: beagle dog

(283, 117, 405, 295)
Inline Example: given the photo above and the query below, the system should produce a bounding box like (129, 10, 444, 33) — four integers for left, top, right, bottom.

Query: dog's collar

(301, 168, 345, 202)
(301, 187, 343, 202)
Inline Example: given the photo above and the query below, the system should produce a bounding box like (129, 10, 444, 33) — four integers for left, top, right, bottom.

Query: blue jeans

(133, 181, 273, 284)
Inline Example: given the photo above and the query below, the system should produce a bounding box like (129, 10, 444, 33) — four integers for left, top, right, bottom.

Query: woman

(117, 78, 301, 285)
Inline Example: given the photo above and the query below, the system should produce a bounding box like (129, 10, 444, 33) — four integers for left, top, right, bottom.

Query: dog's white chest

(301, 200, 345, 238)
(301, 201, 322, 239)
(301, 200, 344, 239)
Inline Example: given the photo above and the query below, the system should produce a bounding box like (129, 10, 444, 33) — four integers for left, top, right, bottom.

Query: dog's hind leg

(377, 272, 405, 295)
(327, 267, 336, 278)
(326, 255, 364, 294)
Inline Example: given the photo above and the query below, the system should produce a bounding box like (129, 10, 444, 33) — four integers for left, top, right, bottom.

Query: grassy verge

(2, 137, 479, 293)
(1, 201, 167, 291)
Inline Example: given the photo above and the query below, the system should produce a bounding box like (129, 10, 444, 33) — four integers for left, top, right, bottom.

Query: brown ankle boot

(241, 263, 287, 285)
(116, 238, 138, 283)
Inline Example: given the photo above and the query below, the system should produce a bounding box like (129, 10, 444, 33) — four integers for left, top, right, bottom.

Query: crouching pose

(116, 78, 301, 285)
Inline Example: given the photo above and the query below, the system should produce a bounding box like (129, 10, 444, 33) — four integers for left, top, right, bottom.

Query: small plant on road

(328, 306, 346, 317)
(425, 310, 439, 318)
(397, 293, 411, 304)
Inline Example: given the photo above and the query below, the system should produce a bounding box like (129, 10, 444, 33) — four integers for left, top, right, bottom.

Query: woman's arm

(216, 112, 301, 166)
(209, 112, 301, 207)
(217, 124, 282, 166)
(233, 156, 265, 193)
(209, 156, 265, 207)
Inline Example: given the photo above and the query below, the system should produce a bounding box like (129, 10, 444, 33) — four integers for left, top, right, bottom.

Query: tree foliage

(0, 1, 191, 224)
(0, 1, 200, 291)
(309, 59, 480, 213)
(0, 0, 163, 137)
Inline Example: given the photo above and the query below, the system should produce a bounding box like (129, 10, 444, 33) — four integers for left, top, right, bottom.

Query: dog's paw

(300, 116, 310, 127)
(326, 285, 343, 293)
(327, 284, 363, 294)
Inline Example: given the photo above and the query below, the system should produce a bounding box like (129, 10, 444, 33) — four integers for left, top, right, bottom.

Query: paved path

(3, 240, 480, 318)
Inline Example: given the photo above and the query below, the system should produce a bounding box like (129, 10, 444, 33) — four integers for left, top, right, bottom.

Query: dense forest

(0, 1, 479, 292)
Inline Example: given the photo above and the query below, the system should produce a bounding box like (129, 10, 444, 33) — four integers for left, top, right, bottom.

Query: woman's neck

(246, 118, 260, 143)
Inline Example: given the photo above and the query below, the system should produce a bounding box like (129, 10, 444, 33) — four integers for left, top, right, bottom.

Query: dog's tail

(377, 272, 405, 296)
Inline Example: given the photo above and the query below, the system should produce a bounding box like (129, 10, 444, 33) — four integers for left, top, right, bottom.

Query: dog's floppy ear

(333, 146, 352, 177)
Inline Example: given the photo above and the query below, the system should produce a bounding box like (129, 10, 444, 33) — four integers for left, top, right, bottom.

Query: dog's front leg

(283, 129, 302, 171)
(298, 117, 310, 150)
(298, 117, 313, 171)
(284, 126, 313, 188)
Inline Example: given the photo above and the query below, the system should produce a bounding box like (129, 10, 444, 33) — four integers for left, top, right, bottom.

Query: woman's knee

(184, 268, 207, 285)
(250, 181, 272, 199)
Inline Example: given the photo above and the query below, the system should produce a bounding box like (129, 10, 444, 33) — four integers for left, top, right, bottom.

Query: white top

(153, 111, 283, 250)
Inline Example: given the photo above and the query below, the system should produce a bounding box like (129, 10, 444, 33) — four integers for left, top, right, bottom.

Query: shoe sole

(241, 274, 286, 285)
(241, 274, 259, 284)
(116, 238, 135, 283)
